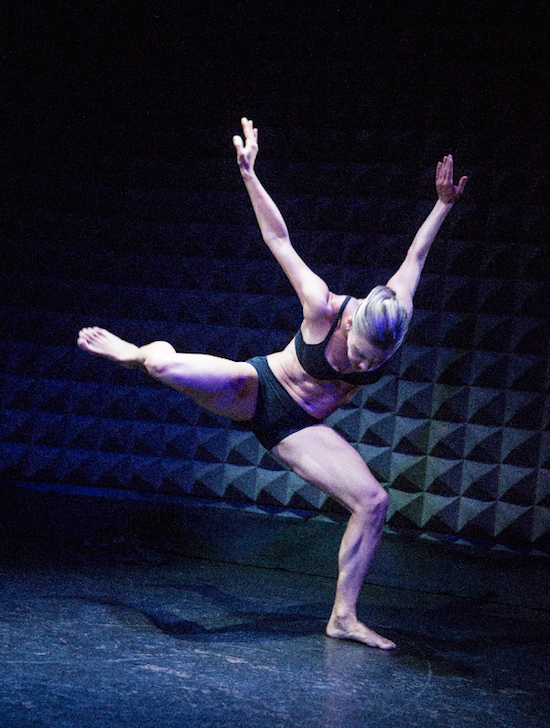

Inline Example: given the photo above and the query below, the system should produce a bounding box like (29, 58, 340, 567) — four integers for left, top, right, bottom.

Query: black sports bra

(294, 296, 387, 385)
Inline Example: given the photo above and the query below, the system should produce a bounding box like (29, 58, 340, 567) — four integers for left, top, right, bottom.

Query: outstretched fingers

(436, 154, 468, 203)
(233, 117, 259, 177)
(436, 154, 453, 183)
(232, 134, 244, 154)
(233, 117, 257, 150)
(456, 174, 469, 195)
(241, 116, 258, 142)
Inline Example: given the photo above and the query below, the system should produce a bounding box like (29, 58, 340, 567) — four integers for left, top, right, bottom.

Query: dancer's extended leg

(273, 424, 394, 649)
(77, 327, 258, 420)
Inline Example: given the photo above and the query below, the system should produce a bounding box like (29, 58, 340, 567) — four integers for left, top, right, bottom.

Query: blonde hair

(352, 286, 409, 350)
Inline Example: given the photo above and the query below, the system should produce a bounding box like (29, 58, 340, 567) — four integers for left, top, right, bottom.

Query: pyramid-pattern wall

(1, 2, 549, 553)
(2, 109, 548, 554)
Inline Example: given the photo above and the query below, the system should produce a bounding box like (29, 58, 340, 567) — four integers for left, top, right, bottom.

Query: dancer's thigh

(152, 353, 258, 420)
(272, 424, 383, 513)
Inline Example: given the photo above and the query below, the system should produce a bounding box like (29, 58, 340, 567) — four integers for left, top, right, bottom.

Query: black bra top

(294, 296, 387, 385)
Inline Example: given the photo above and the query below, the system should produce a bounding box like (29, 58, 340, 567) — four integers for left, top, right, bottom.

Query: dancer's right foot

(77, 327, 142, 368)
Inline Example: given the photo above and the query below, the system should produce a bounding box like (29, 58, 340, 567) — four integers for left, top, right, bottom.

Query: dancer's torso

(267, 295, 385, 419)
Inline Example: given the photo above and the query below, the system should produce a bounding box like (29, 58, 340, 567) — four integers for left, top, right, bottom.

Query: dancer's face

(346, 329, 393, 372)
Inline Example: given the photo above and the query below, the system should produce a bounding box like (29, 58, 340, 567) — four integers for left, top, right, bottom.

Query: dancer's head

(347, 286, 409, 369)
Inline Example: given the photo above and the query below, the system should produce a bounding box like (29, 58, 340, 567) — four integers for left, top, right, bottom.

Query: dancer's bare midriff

(267, 345, 360, 420)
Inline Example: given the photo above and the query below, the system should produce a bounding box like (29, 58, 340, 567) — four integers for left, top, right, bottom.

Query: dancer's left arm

(387, 155, 468, 316)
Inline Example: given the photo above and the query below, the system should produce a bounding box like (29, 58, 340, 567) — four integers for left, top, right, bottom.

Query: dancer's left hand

(436, 154, 468, 204)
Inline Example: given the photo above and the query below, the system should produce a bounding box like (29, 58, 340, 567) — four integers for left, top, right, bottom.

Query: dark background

(1, 0, 549, 552)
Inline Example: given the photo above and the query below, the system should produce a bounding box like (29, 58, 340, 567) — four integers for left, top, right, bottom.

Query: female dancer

(78, 118, 467, 649)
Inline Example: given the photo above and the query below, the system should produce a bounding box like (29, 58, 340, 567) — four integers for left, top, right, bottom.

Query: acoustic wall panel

(1, 117, 549, 554)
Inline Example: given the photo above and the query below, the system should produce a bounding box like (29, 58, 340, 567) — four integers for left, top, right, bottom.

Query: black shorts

(236, 356, 323, 451)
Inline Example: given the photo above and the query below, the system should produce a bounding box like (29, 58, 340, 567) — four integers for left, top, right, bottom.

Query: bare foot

(77, 327, 142, 368)
(326, 614, 396, 650)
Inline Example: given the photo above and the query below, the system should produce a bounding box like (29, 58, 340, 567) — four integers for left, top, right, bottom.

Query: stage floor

(0, 536, 548, 728)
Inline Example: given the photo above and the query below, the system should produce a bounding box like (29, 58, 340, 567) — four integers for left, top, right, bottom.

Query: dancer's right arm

(233, 118, 332, 322)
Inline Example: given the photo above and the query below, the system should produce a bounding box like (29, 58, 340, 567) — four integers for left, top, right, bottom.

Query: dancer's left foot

(326, 613, 396, 649)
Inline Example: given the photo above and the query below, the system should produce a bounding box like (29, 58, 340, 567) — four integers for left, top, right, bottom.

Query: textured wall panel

(1, 109, 549, 554)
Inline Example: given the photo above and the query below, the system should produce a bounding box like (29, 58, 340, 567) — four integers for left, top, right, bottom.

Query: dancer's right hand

(233, 117, 258, 180)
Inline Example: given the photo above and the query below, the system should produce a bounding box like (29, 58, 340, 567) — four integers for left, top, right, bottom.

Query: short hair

(352, 286, 409, 350)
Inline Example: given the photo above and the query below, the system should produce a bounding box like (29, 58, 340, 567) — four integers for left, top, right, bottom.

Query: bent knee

(143, 341, 177, 376)
(354, 483, 389, 520)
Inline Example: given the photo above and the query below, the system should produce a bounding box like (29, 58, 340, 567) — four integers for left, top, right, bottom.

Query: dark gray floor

(0, 536, 549, 728)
